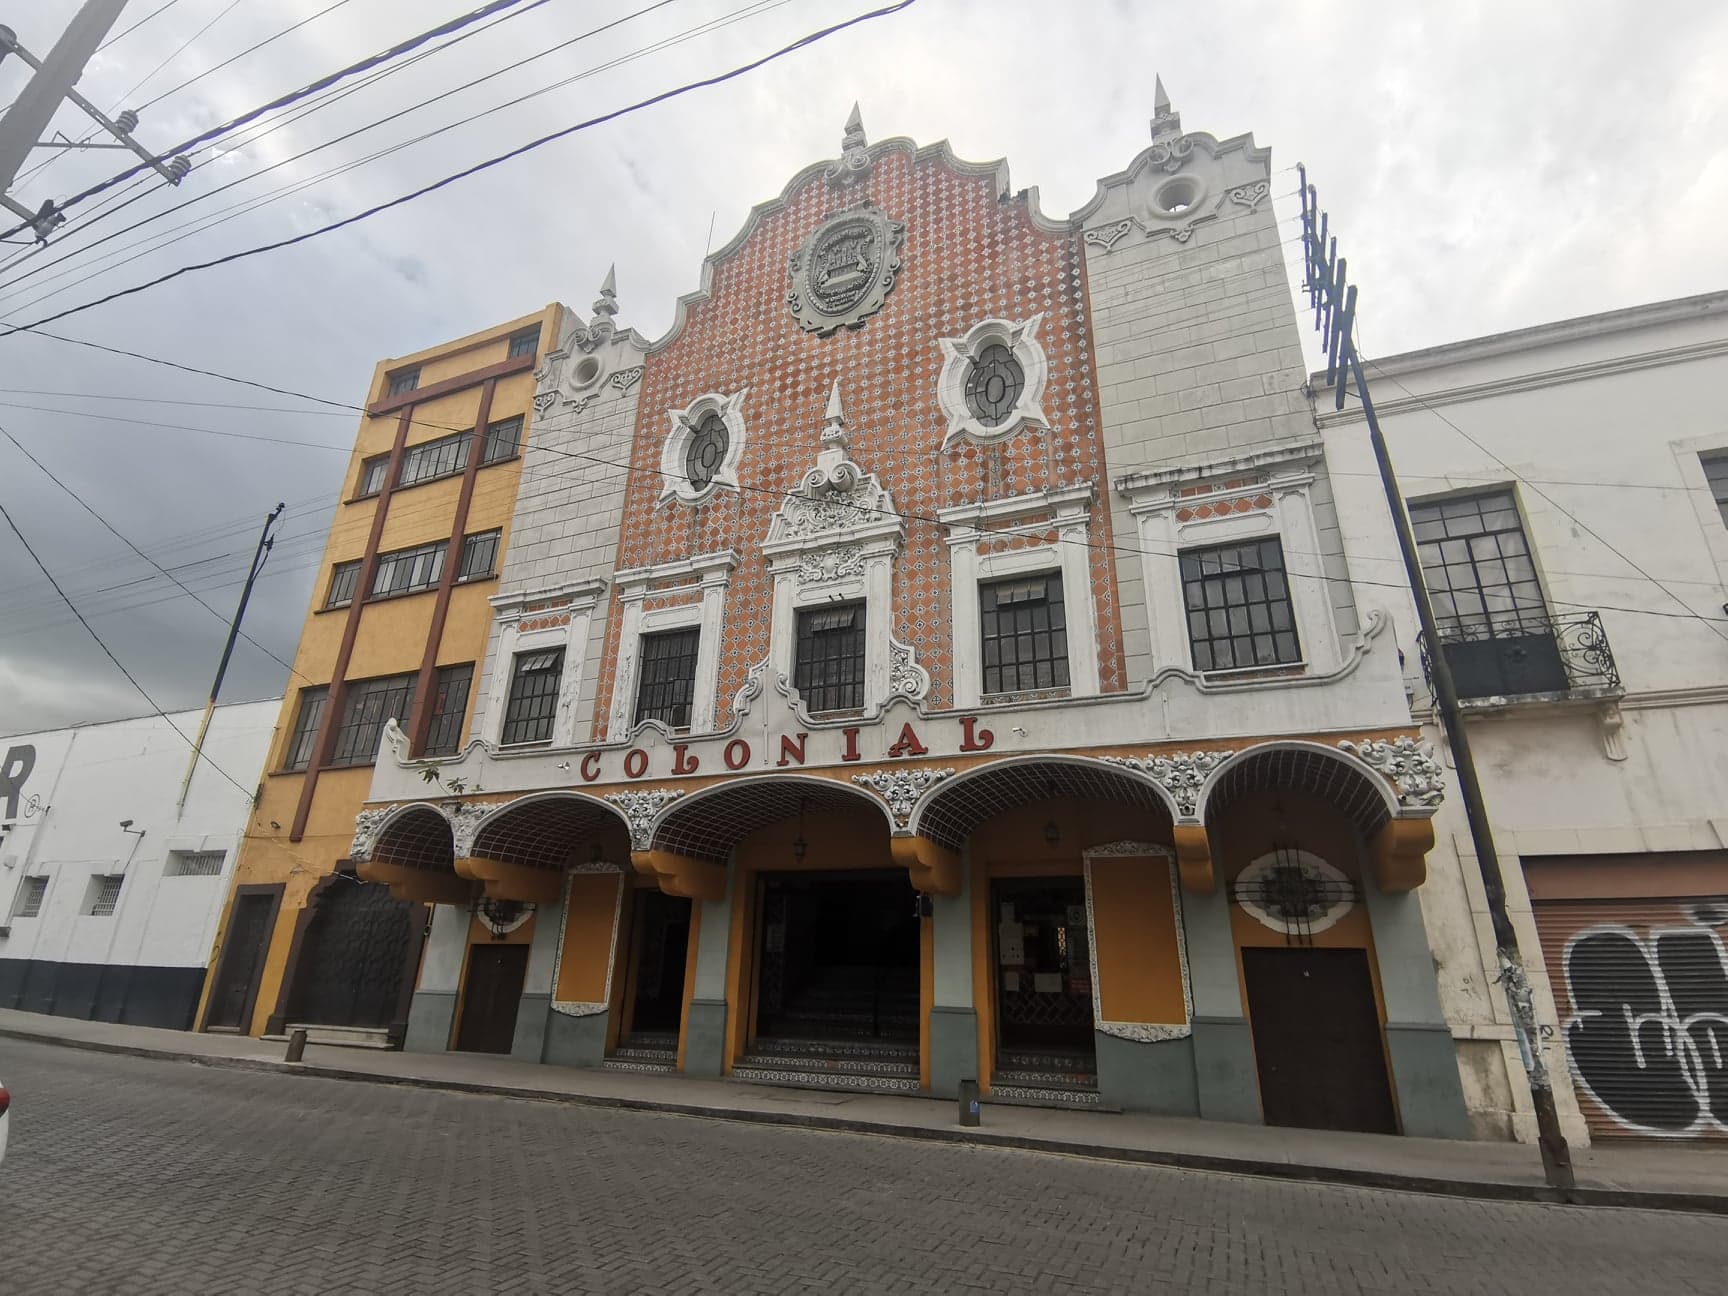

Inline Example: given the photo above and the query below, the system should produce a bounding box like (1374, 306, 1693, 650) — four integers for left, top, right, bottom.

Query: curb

(6, 1025, 1723, 1216)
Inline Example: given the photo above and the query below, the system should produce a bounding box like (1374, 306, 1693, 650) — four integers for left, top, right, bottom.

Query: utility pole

(0, 1, 189, 242)
(177, 503, 285, 815)
(1296, 168, 1576, 1194)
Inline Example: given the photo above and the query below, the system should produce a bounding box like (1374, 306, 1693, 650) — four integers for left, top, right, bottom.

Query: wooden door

(1242, 947, 1397, 1134)
(455, 944, 528, 1054)
(205, 889, 279, 1030)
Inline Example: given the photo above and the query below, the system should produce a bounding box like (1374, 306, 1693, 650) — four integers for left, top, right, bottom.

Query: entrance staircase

(734, 964, 922, 1094)
(603, 1029, 678, 1074)
(733, 1036, 922, 1094)
(992, 1048, 1104, 1109)
(766, 964, 919, 1039)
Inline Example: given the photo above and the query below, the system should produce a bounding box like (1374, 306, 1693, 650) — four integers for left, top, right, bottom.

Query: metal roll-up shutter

(1533, 896, 1728, 1141)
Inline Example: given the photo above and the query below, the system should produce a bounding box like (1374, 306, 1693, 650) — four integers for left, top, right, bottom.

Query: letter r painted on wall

(0, 744, 35, 819)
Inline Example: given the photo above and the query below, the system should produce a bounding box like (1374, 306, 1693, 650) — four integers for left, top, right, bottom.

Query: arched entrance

(1201, 743, 1401, 1134)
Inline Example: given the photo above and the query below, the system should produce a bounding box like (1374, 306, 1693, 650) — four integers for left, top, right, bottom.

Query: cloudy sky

(2, 0, 1725, 737)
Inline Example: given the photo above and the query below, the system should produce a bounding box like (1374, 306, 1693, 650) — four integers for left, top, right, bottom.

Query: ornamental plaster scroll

(1101, 750, 1233, 820)
(610, 366, 643, 394)
(1232, 849, 1355, 936)
(475, 897, 535, 937)
(851, 767, 954, 829)
(349, 808, 393, 864)
(795, 543, 868, 587)
(936, 313, 1052, 450)
(1083, 220, 1135, 252)
(763, 387, 900, 547)
(550, 865, 626, 1019)
(660, 388, 748, 506)
(730, 653, 793, 721)
(1337, 736, 1445, 810)
(1082, 843, 1192, 1043)
(823, 103, 873, 189)
(787, 201, 905, 336)
(442, 801, 493, 858)
(887, 635, 930, 701)
(604, 789, 687, 851)
(534, 271, 625, 411)
(1228, 180, 1269, 211)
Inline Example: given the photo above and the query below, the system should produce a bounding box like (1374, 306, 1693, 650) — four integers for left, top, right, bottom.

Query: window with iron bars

(482, 416, 523, 465)
(423, 663, 474, 756)
(12, 875, 47, 919)
(1701, 453, 1728, 528)
(793, 604, 866, 712)
(387, 367, 419, 396)
(508, 327, 541, 360)
(283, 686, 329, 771)
(86, 874, 124, 917)
(633, 628, 701, 729)
(980, 574, 1069, 694)
(370, 540, 447, 599)
(325, 559, 361, 608)
(166, 850, 226, 877)
(329, 673, 416, 767)
(502, 649, 564, 745)
(1179, 539, 1301, 672)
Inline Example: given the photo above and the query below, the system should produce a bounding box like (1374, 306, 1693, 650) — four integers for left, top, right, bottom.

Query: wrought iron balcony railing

(1418, 610, 1621, 703)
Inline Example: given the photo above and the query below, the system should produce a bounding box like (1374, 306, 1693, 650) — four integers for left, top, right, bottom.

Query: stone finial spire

(819, 379, 849, 459)
(1151, 75, 1182, 140)
(842, 102, 866, 152)
(827, 102, 873, 188)
(592, 264, 618, 320)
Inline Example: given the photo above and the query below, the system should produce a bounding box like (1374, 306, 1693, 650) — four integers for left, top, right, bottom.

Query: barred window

(965, 342, 1026, 428)
(508, 328, 541, 360)
(326, 560, 361, 608)
(458, 530, 499, 582)
(482, 416, 523, 465)
(1702, 453, 1728, 527)
(12, 876, 47, 919)
(166, 850, 225, 877)
(396, 431, 471, 488)
(502, 649, 564, 745)
(387, 367, 419, 396)
(633, 629, 700, 729)
(793, 604, 866, 712)
(330, 673, 416, 767)
(980, 574, 1069, 694)
(685, 412, 728, 491)
(1180, 539, 1300, 671)
(357, 454, 390, 498)
(1408, 490, 1546, 636)
(424, 663, 474, 756)
(86, 874, 124, 917)
(283, 686, 329, 771)
(370, 540, 447, 598)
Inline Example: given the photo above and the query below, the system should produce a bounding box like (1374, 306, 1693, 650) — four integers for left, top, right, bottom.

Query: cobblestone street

(2, 1039, 1725, 1294)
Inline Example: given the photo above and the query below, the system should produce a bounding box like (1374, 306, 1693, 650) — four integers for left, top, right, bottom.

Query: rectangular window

(980, 574, 1070, 694)
(424, 663, 474, 756)
(1408, 490, 1547, 636)
(330, 673, 416, 767)
(12, 876, 47, 919)
(502, 649, 565, 745)
(387, 367, 419, 396)
(1702, 453, 1728, 527)
(1179, 539, 1300, 672)
(633, 628, 701, 729)
(325, 559, 361, 609)
(357, 454, 390, 498)
(482, 415, 523, 465)
(166, 850, 226, 877)
(458, 529, 500, 582)
(86, 874, 124, 917)
(396, 431, 471, 488)
(370, 540, 447, 599)
(793, 603, 866, 712)
(508, 327, 541, 360)
(283, 686, 329, 771)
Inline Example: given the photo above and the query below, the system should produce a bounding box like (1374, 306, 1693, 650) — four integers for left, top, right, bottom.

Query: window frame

(356, 453, 391, 498)
(12, 875, 47, 919)
(386, 367, 420, 397)
(166, 850, 226, 877)
(633, 627, 702, 730)
(369, 539, 448, 600)
(1701, 452, 1728, 528)
(423, 663, 474, 757)
(978, 574, 1071, 696)
(457, 529, 500, 583)
(481, 415, 523, 465)
(328, 673, 416, 768)
(1178, 537, 1303, 674)
(793, 601, 868, 712)
(395, 430, 472, 490)
(501, 648, 565, 746)
(1408, 488, 1549, 638)
(282, 686, 330, 772)
(325, 559, 361, 609)
(507, 327, 541, 360)
(86, 873, 125, 917)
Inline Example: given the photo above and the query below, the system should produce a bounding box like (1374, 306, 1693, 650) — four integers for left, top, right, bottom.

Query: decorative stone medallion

(1233, 849, 1356, 935)
(788, 204, 905, 336)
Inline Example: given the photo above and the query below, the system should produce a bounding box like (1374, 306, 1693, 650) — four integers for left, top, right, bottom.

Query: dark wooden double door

(456, 944, 529, 1054)
(1243, 947, 1397, 1134)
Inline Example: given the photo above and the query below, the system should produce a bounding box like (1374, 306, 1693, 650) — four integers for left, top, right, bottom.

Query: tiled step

(994, 1067, 1099, 1092)
(263, 1023, 394, 1049)
(739, 1052, 918, 1080)
(731, 1064, 924, 1096)
(747, 1036, 919, 1062)
(998, 1048, 1097, 1073)
(603, 1032, 678, 1073)
(988, 1084, 1111, 1111)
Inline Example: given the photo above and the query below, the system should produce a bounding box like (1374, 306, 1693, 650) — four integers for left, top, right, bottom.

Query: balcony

(1419, 610, 1621, 704)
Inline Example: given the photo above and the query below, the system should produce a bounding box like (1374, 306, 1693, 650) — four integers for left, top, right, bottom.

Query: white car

(0, 1078, 9, 1164)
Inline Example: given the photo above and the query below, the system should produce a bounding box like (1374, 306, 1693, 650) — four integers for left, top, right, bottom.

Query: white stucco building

(0, 699, 279, 1030)
(1318, 291, 1728, 1143)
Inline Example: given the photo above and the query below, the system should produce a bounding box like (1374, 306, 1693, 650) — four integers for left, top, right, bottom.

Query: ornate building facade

(346, 91, 1470, 1134)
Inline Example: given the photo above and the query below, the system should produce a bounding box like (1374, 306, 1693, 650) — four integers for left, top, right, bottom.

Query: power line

(96, 0, 185, 53)
(138, 0, 361, 112)
(0, 0, 922, 332)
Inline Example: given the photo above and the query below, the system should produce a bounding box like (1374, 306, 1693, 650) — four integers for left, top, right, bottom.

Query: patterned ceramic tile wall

(592, 147, 1124, 734)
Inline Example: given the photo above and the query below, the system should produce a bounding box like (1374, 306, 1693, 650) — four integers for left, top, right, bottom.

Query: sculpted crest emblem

(788, 203, 905, 336)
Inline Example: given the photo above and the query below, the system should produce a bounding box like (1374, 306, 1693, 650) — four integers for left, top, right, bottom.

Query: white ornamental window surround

(484, 580, 607, 748)
(607, 551, 738, 740)
(1118, 446, 1342, 678)
(941, 483, 1101, 708)
(936, 313, 1051, 450)
(660, 389, 747, 506)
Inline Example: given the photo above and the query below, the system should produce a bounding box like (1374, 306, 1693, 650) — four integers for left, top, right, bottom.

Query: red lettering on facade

(724, 739, 751, 770)
(623, 748, 649, 778)
(579, 752, 602, 782)
(886, 723, 928, 759)
(777, 733, 808, 767)
(959, 716, 996, 752)
(841, 727, 862, 762)
(672, 743, 700, 775)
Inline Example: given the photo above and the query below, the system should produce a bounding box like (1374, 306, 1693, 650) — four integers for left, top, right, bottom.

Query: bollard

(958, 1078, 981, 1127)
(285, 1027, 308, 1063)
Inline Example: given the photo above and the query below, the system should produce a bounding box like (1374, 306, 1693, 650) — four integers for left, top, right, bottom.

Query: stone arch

(469, 790, 632, 869)
(1197, 741, 1399, 843)
(366, 803, 455, 872)
(908, 753, 1180, 853)
(650, 773, 895, 862)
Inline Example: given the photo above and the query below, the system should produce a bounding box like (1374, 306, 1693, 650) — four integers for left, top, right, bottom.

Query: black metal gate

(286, 880, 416, 1029)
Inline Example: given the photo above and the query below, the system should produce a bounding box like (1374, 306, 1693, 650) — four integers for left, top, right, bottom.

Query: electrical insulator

(166, 155, 191, 182)
(116, 109, 140, 135)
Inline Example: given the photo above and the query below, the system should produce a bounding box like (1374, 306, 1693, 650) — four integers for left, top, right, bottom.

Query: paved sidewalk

(3, 1006, 1723, 1212)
